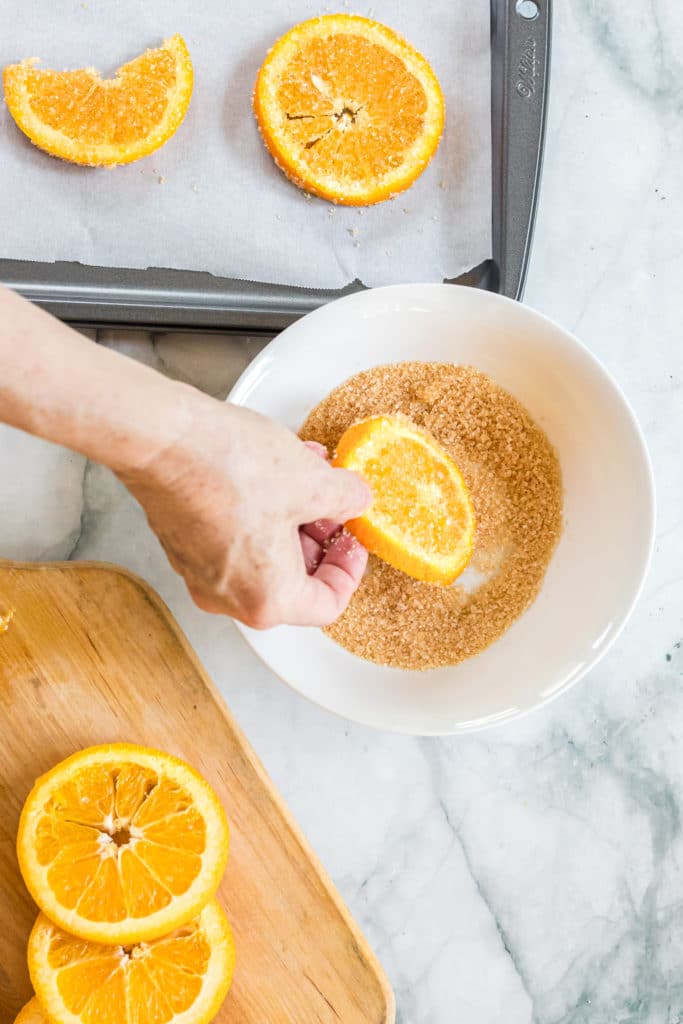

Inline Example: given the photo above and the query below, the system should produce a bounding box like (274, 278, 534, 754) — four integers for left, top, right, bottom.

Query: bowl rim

(228, 283, 657, 735)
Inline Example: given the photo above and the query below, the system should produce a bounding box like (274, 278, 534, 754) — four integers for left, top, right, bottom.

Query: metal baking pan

(0, 0, 551, 332)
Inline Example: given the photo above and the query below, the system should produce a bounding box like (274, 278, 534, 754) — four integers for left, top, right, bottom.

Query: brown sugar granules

(300, 363, 563, 670)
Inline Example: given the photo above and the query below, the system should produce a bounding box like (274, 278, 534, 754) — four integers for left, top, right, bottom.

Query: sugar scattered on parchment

(300, 363, 563, 670)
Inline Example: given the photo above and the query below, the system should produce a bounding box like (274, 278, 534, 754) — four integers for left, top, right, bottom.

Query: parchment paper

(0, 1, 491, 289)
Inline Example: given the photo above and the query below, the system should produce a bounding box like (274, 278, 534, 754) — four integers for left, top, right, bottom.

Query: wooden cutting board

(0, 560, 394, 1023)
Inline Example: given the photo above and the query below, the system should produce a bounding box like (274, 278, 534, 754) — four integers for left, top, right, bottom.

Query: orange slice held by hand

(17, 743, 229, 945)
(333, 416, 475, 585)
(254, 15, 445, 205)
(28, 901, 235, 1024)
(3, 35, 193, 167)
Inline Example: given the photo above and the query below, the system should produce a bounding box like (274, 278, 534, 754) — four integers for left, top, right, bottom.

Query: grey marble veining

(1, 3, 682, 1021)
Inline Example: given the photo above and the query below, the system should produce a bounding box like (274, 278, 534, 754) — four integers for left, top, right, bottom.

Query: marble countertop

(2, 3, 682, 1021)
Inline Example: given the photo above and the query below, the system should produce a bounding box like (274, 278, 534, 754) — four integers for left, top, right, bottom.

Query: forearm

(0, 285, 193, 474)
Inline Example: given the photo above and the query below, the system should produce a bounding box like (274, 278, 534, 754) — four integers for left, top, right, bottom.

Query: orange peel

(254, 15, 444, 205)
(17, 743, 229, 945)
(28, 901, 235, 1024)
(334, 415, 475, 584)
(3, 35, 193, 166)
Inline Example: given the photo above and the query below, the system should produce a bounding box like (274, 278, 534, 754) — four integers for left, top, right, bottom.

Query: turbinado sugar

(300, 363, 563, 670)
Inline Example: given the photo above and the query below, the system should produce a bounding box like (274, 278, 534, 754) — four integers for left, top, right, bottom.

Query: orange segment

(28, 901, 235, 1024)
(14, 998, 48, 1024)
(3, 35, 193, 166)
(254, 15, 444, 205)
(333, 415, 475, 584)
(17, 743, 229, 944)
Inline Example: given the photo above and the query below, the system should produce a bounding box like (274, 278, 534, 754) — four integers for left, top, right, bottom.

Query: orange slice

(0, 601, 13, 633)
(3, 35, 193, 166)
(333, 415, 475, 584)
(28, 901, 235, 1024)
(14, 998, 47, 1024)
(254, 15, 444, 205)
(17, 743, 229, 944)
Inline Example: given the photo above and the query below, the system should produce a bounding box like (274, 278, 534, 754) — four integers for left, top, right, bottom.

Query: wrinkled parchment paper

(0, 1, 490, 289)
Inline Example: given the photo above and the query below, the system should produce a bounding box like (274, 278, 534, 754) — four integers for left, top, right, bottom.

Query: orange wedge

(17, 743, 229, 945)
(0, 601, 13, 633)
(3, 35, 193, 166)
(28, 901, 235, 1024)
(333, 415, 475, 584)
(254, 15, 444, 205)
(14, 998, 47, 1024)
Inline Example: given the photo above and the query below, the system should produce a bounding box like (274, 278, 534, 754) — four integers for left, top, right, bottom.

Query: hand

(118, 393, 371, 629)
(0, 284, 369, 628)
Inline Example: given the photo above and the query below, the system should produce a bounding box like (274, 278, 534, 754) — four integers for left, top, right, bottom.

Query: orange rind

(3, 35, 193, 166)
(13, 998, 48, 1024)
(28, 901, 235, 1024)
(334, 415, 475, 584)
(17, 743, 229, 945)
(254, 15, 444, 205)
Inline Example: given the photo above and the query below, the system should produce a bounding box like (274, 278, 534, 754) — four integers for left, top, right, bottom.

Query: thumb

(315, 466, 372, 523)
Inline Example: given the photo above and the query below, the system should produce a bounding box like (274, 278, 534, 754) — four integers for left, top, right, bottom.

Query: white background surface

(1, 1, 682, 1021)
(0, 0, 491, 288)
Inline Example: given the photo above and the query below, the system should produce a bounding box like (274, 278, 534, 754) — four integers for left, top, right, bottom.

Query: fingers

(183, 432, 370, 629)
(299, 518, 342, 574)
(288, 530, 368, 627)
(188, 528, 367, 629)
(309, 467, 372, 524)
(301, 517, 341, 545)
(303, 440, 329, 460)
(301, 435, 371, 523)
(300, 529, 322, 573)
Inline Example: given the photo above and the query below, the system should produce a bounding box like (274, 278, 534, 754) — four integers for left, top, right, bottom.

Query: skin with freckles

(0, 284, 371, 628)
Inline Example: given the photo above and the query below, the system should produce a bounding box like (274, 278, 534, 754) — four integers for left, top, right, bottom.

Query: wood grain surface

(0, 560, 395, 1024)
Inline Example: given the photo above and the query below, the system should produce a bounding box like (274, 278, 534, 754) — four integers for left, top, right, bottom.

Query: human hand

(0, 285, 369, 628)
(118, 391, 371, 629)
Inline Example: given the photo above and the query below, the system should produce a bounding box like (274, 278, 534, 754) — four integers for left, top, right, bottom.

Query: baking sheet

(0, 1, 491, 290)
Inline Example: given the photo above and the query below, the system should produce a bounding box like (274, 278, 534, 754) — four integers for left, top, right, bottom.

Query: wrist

(98, 375, 202, 480)
(0, 286, 205, 478)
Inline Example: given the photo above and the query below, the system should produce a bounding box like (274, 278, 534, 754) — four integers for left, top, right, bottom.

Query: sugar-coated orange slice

(254, 15, 445, 205)
(3, 35, 193, 167)
(334, 415, 475, 584)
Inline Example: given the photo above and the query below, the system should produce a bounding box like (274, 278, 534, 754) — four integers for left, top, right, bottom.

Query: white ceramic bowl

(229, 284, 655, 735)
